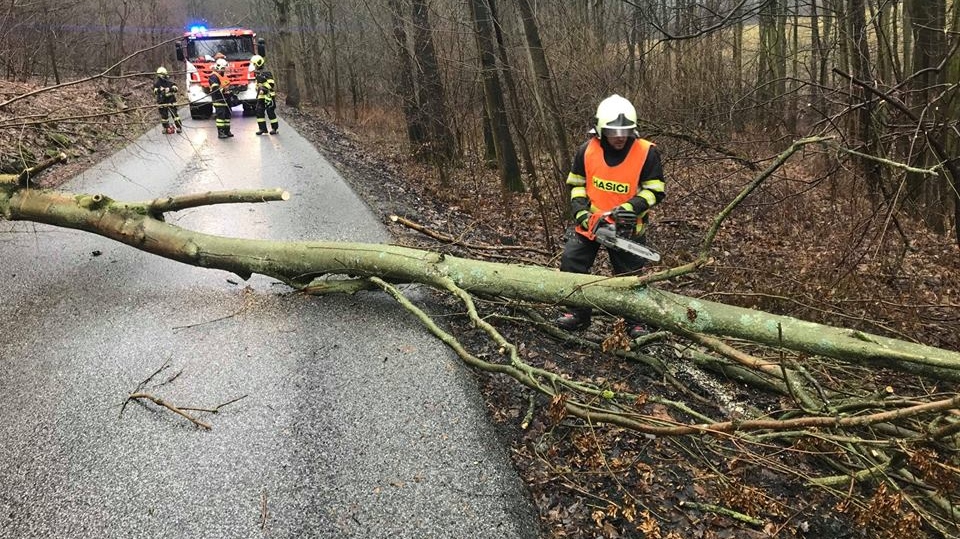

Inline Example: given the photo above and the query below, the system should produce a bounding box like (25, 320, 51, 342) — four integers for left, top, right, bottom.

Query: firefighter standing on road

(250, 55, 278, 135)
(153, 67, 182, 134)
(209, 58, 234, 139)
(554, 94, 666, 339)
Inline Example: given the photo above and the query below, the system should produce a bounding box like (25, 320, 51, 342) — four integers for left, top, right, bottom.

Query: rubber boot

(555, 308, 592, 331)
(627, 321, 650, 339)
(217, 127, 228, 139)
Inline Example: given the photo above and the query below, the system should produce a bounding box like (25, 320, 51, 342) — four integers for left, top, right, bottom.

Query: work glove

(612, 205, 637, 238)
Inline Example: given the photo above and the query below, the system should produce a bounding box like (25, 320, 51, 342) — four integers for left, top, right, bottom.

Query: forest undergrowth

(284, 103, 960, 539)
(5, 79, 960, 538)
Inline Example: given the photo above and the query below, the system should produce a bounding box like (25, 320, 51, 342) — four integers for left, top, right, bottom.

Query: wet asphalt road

(0, 112, 539, 537)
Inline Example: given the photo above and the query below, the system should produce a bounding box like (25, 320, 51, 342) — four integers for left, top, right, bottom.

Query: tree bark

(411, 0, 455, 162)
(274, 0, 301, 109)
(468, 0, 524, 193)
(296, 1, 322, 104)
(2, 183, 958, 377)
(846, 0, 882, 191)
(905, 0, 949, 232)
(489, 0, 535, 178)
(514, 0, 569, 180)
(388, 0, 427, 147)
(40, 1, 60, 86)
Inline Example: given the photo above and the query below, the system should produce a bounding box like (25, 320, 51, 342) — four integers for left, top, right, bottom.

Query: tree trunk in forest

(481, 107, 497, 167)
(487, 0, 555, 248)
(885, 1, 901, 80)
(325, 1, 339, 116)
(846, 0, 882, 191)
(115, 0, 130, 76)
(869, 2, 889, 84)
(774, 0, 786, 99)
(411, 0, 456, 162)
(488, 0, 534, 178)
(946, 0, 960, 244)
(40, 1, 60, 86)
(274, 0, 301, 109)
(733, 11, 743, 114)
(515, 0, 570, 182)
(296, 2, 321, 104)
(468, 0, 524, 193)
(902, 1, 913, 76)
(835, 0, 850, 84)
(819, 0, 834, 89)
(756, 0, 786, 118)
(808, 0, 823, 119)
(788, 0, 799, 132)
(905, 0, 949, 233)
(388, 0, 427, 147)
(2, 183, 958, 377)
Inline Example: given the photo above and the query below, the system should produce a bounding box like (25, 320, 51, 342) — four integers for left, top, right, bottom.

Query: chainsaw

(583, 211, 661, 262)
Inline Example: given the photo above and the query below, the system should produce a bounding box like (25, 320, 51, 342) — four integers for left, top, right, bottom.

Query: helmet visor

(601, 127, 634, 137)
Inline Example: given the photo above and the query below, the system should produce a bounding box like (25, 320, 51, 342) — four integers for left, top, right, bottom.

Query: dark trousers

(158, 102, 181, 129)
(559, 229, 647, 317)
(255, 98, 278, 133)
(213, 101, 232, 135)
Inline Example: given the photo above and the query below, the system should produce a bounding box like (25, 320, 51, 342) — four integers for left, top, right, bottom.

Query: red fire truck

(174, 26, 266, 120)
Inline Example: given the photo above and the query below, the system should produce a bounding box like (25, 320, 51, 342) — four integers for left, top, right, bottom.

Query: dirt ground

(6, 82, 959, 537)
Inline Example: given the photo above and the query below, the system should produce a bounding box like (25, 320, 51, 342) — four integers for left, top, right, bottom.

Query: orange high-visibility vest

(211, 72, 231, 96)
(575, 137, 652, 237)
(584, 137, 651, 210)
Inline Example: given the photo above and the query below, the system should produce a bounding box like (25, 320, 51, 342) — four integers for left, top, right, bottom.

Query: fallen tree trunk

(2, 184, 959, 378)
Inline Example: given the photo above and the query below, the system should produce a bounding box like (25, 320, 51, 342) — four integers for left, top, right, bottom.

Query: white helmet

(214, 58, 228, 71)
(156, 66, 168, 77)
(250, 54, 265, 68)
(594, 94, 637, 137)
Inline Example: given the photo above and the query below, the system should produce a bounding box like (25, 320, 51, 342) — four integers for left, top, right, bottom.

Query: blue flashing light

(188, 25, 207, 33)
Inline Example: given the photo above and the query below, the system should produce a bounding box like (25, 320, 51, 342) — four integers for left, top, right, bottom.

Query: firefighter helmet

(594, 94, 637, 137)
(250, 55, 265, 68)
(214, 58, 228, 72)
(156, 66, 168, 77)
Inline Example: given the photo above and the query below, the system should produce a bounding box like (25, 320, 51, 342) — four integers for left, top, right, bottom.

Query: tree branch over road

(4, 142, 960, 531)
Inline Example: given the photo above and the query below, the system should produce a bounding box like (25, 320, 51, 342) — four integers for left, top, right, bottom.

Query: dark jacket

(153, 77, 178, 105)
(208, 71, 231, 104)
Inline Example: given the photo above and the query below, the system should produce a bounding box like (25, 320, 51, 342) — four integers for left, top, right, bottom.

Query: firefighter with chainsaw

(153, 67, 182, 134)
(209, 58, 234, 138)
(555, 94, 666, 339)
(250, 55, 278, 135)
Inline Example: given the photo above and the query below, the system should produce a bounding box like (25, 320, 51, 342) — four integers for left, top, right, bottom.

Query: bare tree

(904, 0, 951, 232)
(468, 0, 523, 193)
(411, 0, 455, 162)
(274, 0, 301, 109)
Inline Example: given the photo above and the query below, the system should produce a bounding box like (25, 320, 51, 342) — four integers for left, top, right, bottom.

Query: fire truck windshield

(187, 36, 255, 61)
